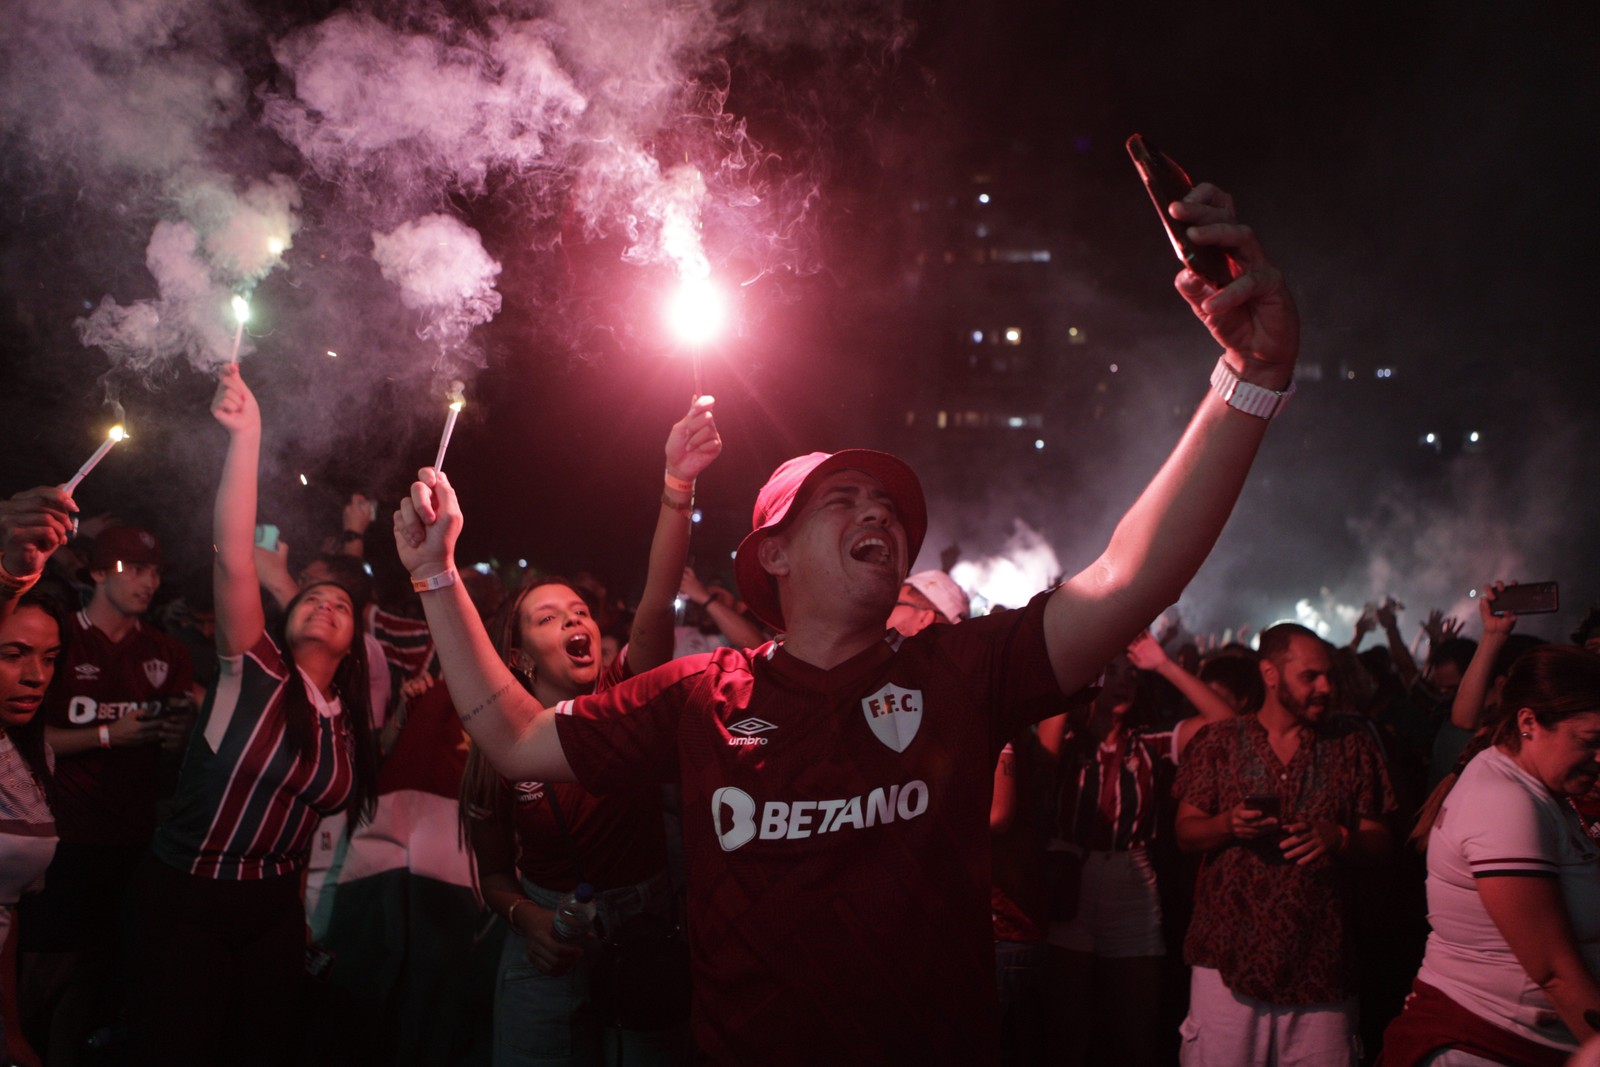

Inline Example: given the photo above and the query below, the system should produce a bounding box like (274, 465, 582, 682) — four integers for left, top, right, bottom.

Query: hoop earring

(508, 650, 536, 687)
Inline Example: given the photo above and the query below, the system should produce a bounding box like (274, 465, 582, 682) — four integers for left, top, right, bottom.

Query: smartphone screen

(1126, 134, 1234, 288)
(1243, 793, 1281, 820)
(254, 524, 280, 552)
(1486, 581, 1559, 616)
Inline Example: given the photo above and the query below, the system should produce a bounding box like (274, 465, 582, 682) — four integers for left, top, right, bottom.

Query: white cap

(904, 570, 970, 623)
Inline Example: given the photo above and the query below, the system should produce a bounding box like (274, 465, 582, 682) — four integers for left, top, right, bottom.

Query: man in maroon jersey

(19, 525, 196, 1061)
(395, 183, 1299, 1064)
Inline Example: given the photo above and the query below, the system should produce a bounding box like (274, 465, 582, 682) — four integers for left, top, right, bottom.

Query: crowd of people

(0, 182, 1596, 1067)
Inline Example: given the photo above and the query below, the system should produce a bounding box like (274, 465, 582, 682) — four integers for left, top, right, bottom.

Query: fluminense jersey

(46, 612, 194, 845)
(153, 633, 354, 880)
(554, 591, 1062, 1066)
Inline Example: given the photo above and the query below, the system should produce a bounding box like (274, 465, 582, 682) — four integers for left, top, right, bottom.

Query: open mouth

(565, 632, 594, 665)
(849, 536, 892, 566)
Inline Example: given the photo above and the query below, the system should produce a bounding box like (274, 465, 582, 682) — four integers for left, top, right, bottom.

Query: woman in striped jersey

(129, 363, 378, 1066)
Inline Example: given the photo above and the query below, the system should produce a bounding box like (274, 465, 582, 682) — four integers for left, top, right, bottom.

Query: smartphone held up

(1472, 581, 1560, 617)
(1126, 134, 1234, 288)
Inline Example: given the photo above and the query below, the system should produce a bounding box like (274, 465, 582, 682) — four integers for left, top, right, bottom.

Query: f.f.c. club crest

(861, 683, 923, 753)
(142, 659, 169, 689)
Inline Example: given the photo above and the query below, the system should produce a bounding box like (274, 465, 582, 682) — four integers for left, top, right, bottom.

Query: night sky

(1, 0, 1595, 643)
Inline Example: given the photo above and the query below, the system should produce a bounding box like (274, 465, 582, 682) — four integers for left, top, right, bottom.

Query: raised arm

(395, 468, 572, 782)
(627, 396, 722, 674)
(1376, 598, 1421, 689)
(680, 567, 765, 651)
(1044, 183, 1299, 692)
(210, 364, 266, 657)
(1450, 582, 1516, 731)
(1126, 629, 1238, 760)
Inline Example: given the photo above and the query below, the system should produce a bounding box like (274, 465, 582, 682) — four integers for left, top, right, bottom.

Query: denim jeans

(493, 871, 689, 1067)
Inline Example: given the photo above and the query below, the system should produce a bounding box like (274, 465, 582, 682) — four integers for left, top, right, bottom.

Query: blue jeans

(493, 872, 689, 1067)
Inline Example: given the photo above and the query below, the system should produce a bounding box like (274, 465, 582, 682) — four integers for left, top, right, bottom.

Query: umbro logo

(727, 718, 776, 747)
(75, 664, 101, 680)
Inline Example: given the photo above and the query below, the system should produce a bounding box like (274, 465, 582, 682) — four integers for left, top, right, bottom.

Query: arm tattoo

(461, 681, 516, 725)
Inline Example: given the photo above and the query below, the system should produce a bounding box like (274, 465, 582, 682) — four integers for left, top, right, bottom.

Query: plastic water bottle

(552, 882, 597, 942)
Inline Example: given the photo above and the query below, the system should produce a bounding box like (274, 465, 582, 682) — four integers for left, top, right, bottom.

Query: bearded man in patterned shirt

(1174, 622, 1397, 1066)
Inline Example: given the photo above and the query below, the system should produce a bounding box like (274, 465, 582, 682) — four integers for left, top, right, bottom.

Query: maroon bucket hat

(733, 450, 928, 631)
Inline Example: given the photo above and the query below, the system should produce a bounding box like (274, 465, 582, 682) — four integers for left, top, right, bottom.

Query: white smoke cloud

(0, 0, 248, 180)
(949, 519, 1061, 615)
(265, 11, 587, 194)
(75, 174, 298, 371)
(371, 214, 503, 359)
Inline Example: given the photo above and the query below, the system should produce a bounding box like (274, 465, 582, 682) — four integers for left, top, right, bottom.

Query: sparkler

(227, 295, 250, 363)
(433, 382, 466, 471)
(62, 425, 127, 494)
(666, 276, 725, 397)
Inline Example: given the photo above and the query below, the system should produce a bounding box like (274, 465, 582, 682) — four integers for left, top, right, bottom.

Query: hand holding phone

(1126, 134, 1234, 288)
(254, 523, 280, 552)
(1477, 581, 1559, 617)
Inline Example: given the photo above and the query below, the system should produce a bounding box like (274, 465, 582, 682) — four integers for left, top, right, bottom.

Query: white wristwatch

(1209, 357, 1296, 420)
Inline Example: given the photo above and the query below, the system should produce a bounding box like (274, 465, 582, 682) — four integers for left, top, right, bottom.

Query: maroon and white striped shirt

(153, 634, 353, 880)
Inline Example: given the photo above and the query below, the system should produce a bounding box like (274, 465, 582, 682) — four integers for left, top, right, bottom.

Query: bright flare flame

(231, 295, 251, 324)
(449, 398, 465, 413)
(108, 424, 127, 442)
(667, 277, 725, 346)
(267, 237, 286, 256)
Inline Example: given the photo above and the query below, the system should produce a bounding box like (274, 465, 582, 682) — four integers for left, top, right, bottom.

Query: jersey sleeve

(162, 632, 196, 697)
(552, 654, 713, 795)
(930, 590, 1064, 738)
(1448, 765, 1558, 878)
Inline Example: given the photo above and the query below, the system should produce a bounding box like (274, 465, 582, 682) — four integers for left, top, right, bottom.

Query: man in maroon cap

(20, 525, 196, 1061)
(394, 183, 1299, 1065)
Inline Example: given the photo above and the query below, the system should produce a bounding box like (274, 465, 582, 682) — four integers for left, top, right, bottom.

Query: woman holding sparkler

(128, 363, 378, 1067)
(461, 393, 720, 1067)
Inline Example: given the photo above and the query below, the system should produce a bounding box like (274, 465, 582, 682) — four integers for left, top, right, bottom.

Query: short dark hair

(1257, 622, 1320, 665)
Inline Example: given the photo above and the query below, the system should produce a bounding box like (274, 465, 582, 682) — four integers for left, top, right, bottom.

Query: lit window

(970, 329, 985, 343)
(1003, 328, 1022, 345)
(1108, 363, 1118, 374)
(1034, 439, 1045, 450)
(1007, 416, 1026, 428)
(978, 193, 991, 205)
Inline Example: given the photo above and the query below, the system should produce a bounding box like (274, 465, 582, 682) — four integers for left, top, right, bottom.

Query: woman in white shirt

(1380, 643, 1600, 1066)
(0, 589, 66, 1067)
